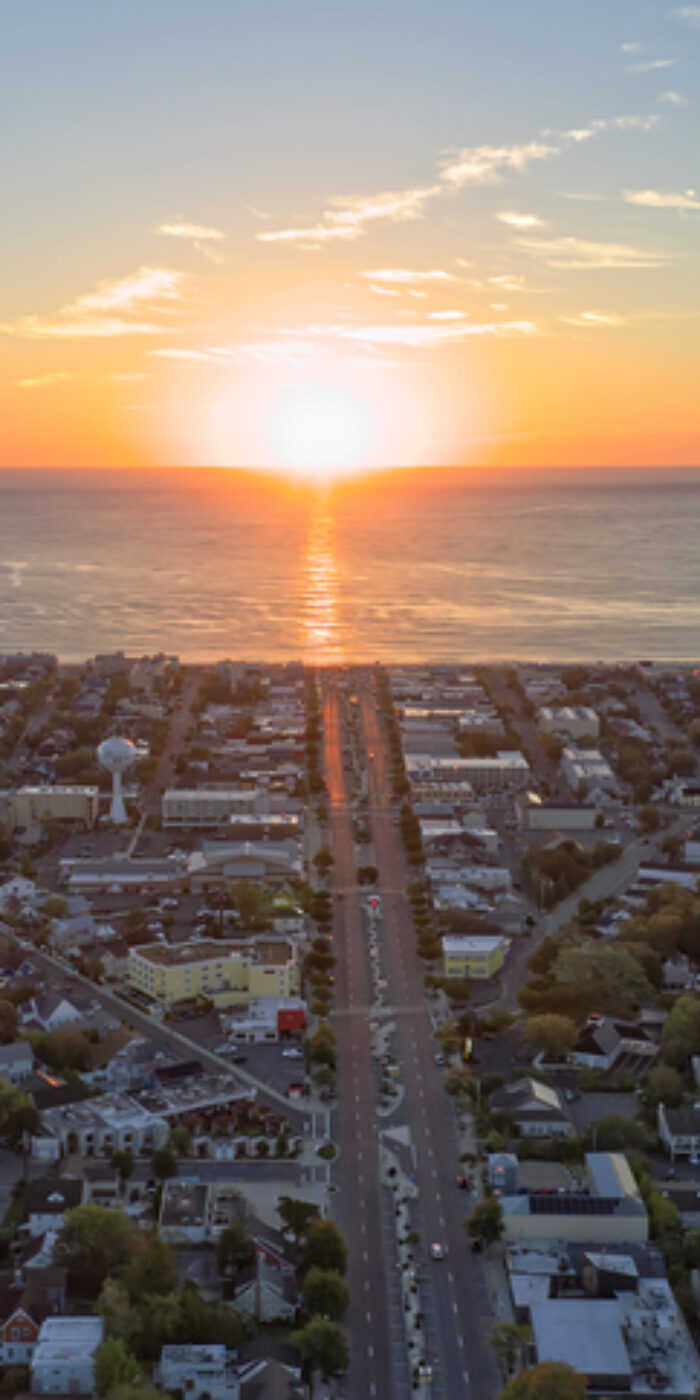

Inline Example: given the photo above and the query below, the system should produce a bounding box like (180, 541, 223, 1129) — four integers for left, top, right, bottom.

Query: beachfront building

(128, 938, 301, 1009)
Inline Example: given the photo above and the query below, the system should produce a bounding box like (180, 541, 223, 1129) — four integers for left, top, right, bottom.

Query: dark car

(456, 1175, 470, 1190)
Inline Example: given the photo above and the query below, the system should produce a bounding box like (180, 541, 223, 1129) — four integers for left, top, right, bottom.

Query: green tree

(313, 847, 334, 877)
(94, 1337, 140, 1397)
(277, 1195, 320, 1243)
(0, 1081, 38, 1147)
(0, 999, 17, 1043)
(103, 1387, 164, 1400)
(215, 1220, 252, 1277)
(500, 1361, 586, 1400)
(38, 1028, 92, 1073)
(490, 1320, 531, 1376)
(645, 1064, 685, 1108)
(302, 1267, 350, 1322)
(169, 1123, 191, 1156)
(587, 1115, 652, 1152)
(122, 1233, 178, 1301)
(97, 1279, 139, 1347)
(662, 995, 700, 1067)
(110, 1149, 134, 1190)
(524, 1014, 576, 1062)
(291, 1316, 349, 1382)
(638, 804, 661, 835)
(56, 1205, 140, 1296)
(43, 893, 69, 919)
(465, 1197, 503, 1249)
(151, 1146, 177, 1181)
(299, 1219, 348, 1277)
(307, 1022, 337, 1070)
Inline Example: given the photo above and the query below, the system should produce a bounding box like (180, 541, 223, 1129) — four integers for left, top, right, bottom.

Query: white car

(282, 1047, 303, 1059)
(430, 1242, 445, 1260)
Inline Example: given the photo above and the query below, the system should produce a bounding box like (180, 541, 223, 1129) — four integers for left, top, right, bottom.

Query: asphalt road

(359, 681, 500, 1400)
(324, 680, 400, 1398)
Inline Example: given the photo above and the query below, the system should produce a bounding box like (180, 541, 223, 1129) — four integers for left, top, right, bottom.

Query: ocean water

(1, 466, 699, 664)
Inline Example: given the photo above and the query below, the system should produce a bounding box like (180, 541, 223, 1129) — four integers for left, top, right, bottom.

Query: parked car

(282, 1047, 304, 1059)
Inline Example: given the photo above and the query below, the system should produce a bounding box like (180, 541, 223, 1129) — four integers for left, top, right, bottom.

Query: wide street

(324, 680, 400, 1398)
(360, 680, 499, 1400)
(325, 672, 499, 1400)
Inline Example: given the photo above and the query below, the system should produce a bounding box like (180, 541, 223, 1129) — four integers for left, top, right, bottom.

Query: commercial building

(61, 854, 186, 894)
(186, 839, 302, 889)
(162, 787, 260, 828)
(499, 1153, 649, 1245)
(538, 706, 600, 741)
(442, 935, 509, 980)
(31, 1316, 104, 1395)
(516, 792, 599, 832)
(406, 751, 530, 796)
(0, 785, 99, 832)
(530, 1279, 700, 1397)
(128, 938, 301, 1009)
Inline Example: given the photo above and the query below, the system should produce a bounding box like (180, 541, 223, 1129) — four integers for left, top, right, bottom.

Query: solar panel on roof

(529, 1196, 617, 1215)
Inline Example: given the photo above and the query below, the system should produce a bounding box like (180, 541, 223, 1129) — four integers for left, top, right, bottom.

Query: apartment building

(128, 938, 301, 1009)
(442, 934, 509, 980)
(0, 785, 99, 832)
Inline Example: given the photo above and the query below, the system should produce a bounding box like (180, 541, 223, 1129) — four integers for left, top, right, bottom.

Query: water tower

(98, 736, 136, 825)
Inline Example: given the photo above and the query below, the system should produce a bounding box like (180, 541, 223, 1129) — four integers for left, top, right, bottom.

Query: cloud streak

(518, 236, 672, 268)
(624, 188, 700, 210)
(360, 267, 457, 285)
(15, 371, 73, 388)
(1, 267, 187, 339)
(496, 211, 546, 229)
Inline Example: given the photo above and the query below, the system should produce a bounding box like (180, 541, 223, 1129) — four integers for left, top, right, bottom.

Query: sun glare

(268, 384, 373, 479)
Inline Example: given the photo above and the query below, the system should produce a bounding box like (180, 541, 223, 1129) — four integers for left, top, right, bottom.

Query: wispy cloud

(560, 310, 628, 327)
(621, 41, 646, 54)
(624, 188, 700, 209)
(1, 267, 187, 339)
(426, 310, 470, 321)
(259, 117, 663, 252)
(15, 371, 73, 389)
(304, 319, 538, 348)
(518, 236, 672, 268)
(674, 6, 700, 24)
(440, 141, 558, 187)
(657, 90, 685, 104)
(360, 267, 457, 285)
(156, 222, 225, 242)
(368, 284, 402, 297)
(151, 339, 320, 367)
(258, 186, 437, 246)
(155, 222, 226, 262)
(627, 58, 675, 72)
(496, 211, 546, 229)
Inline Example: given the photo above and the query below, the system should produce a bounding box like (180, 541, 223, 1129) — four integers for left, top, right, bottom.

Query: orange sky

(2, 1, 699, 474)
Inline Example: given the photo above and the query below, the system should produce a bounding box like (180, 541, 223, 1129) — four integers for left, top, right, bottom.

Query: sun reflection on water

(300, 501, 343, 664)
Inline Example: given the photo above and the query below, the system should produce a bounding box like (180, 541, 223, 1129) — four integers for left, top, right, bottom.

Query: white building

(561, 746, 618, 797)
(158, 1344, 239, 1400)
(538, 706, 600, 741)
(31, 1316, 104, 1395)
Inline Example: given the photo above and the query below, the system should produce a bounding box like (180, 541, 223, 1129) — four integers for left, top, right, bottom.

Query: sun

(267, 383, 373, 479)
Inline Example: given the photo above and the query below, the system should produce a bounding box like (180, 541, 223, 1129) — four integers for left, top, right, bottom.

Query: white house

(31, 1316, 104, 1395)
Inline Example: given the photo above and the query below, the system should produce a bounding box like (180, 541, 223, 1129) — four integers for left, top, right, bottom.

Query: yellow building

(442, 935, 508, 980)
(3, 785, 100, 832)
(128, 938, 300, 1009)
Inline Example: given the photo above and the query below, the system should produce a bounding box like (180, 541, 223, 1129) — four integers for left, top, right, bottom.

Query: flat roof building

(128, 938, 301, 1009)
